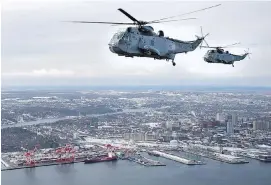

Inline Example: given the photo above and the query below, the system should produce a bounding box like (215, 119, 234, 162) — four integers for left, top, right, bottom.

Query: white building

(123, 133, 145, 141)
(216, 113, 223, 122)
(170, 140, 178, 147)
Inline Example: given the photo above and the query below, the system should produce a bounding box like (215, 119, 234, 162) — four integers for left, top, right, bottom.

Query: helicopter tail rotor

(198, 26, 210, 48)
(244, 48, 252, 59)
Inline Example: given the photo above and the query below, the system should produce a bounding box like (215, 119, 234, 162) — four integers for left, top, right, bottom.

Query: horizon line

(2, 85, 271, 92)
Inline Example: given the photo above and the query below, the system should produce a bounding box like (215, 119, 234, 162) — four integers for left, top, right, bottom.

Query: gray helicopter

(201, 42, 251, 67)
(69, 4, 221, 66)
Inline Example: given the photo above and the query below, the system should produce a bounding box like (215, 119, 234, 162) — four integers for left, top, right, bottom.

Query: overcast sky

(2, 0, 271, 87)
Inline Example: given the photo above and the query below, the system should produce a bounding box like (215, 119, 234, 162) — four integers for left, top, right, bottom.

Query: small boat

(148, 151, 160, 157)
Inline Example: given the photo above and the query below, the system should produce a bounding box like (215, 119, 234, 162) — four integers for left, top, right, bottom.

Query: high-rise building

(253, 120, 270, 131)
(253, 121, 257, 130)
(232, 114, 238, 125)
(73, 133, 78, 140)
(227, 120, 234, 135)
(225, 114, 238, 126)
(91, 117, 99, 129)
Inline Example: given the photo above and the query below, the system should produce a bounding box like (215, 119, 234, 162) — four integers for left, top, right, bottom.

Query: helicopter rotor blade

(201, 42, 241, 49)
(118, 8, 141, 24)
(202, 34, 210, 47)
(148, 4, 221, 23)
(149, 18, 197, 24)
(200, 46, 214, 48)
(203, 39, 209, 47)
(201, 46, 218, 49)
(65, 21, 135, 25)
(221, 42, 241, 48)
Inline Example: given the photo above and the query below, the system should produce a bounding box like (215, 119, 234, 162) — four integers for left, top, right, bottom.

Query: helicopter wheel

(172, 61, 176, 66)
(232, 64, 234, 67)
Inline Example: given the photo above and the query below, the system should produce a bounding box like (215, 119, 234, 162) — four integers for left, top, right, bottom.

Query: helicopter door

(138, 36, 160, 55)
(154, 37, 167, 56)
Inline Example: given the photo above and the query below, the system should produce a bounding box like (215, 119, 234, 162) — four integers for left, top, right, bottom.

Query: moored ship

(84, 152, 117, 164)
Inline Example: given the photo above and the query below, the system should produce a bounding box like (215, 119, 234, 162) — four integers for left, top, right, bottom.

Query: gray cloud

(2, 0, 271, 86)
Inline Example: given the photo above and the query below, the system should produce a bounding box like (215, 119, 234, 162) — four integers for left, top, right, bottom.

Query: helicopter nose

(109, 45, 122, 54)
(204, 57, 211, 63)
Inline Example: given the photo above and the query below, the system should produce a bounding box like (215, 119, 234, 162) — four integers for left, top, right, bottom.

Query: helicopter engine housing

(158, 30, 164, 37)
(140, 26, 154, 32)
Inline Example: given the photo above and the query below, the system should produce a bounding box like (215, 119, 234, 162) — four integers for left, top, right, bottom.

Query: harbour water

(1, 108, 151, 129)
(2, 156, 270, 185)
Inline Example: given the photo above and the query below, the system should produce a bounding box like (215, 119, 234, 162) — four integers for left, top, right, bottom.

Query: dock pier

(1, 159, 10, 168)
(127, 155, 165, 166)
(182, 148, 249, 164)
(151, 151, 204, 165)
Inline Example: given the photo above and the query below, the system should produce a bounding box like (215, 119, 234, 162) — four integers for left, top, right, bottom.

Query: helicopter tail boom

(173, 38, 202, 54)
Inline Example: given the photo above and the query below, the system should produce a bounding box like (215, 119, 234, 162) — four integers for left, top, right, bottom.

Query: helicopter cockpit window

(109, 32, 125, 45)
(117, 32, 125, 39)
(122, 33, 130, 41)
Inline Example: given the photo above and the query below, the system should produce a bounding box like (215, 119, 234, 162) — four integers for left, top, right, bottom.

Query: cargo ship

(84, 152, 117, 164)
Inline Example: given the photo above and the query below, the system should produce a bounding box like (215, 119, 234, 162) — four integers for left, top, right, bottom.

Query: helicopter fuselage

(203, 49, 247, 65)
(108, 26, 203, 64)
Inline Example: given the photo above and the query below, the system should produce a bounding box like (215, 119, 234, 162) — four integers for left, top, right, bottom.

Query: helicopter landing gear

(172, 60, 176, 66)
(232, 64, 234, 67)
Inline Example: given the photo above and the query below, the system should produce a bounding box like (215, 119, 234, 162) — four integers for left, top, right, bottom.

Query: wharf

(182, 149, 249, 164)
(152, 151, 204, 165)
(1, 159, 10, 168)
(1, 159, 85, 171)
(127, 156, 165, 167)
(238, 152, 271, 162)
